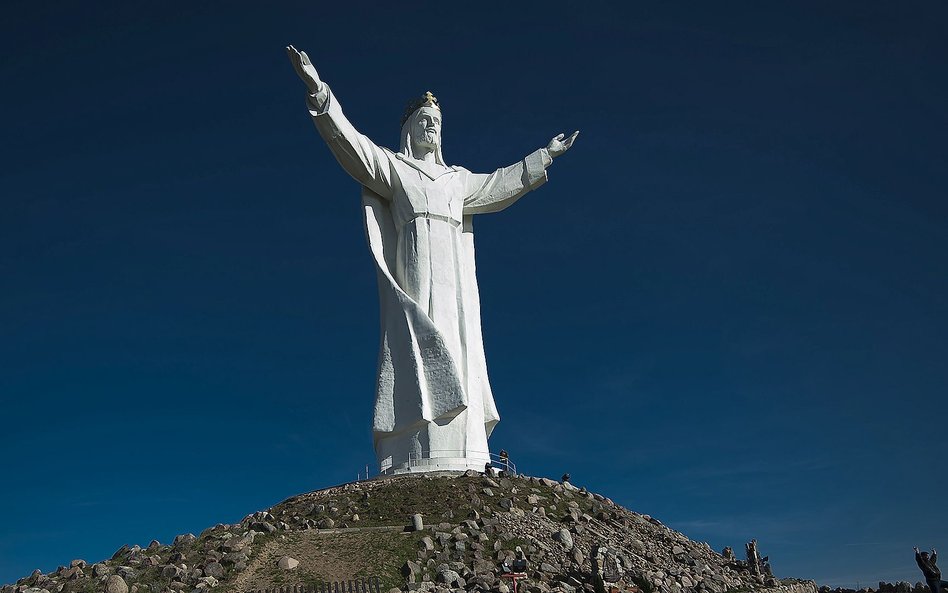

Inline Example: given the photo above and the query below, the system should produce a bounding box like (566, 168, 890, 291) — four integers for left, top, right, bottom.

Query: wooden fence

(249, 576, 382, 593)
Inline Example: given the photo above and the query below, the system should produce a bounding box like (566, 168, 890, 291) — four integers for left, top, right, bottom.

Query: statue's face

(410, 107, 441, 150)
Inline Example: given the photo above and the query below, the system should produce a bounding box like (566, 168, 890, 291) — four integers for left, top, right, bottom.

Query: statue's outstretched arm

(462, 131, 579, 215)
(286, 46, 394, 198)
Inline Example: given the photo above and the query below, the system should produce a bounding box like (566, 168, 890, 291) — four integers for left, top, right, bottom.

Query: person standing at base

(915, 547, 947, 593)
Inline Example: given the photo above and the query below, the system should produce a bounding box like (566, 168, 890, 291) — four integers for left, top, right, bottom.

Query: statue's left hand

(547, 131, 579, 158)
(286, 45, 324, 94)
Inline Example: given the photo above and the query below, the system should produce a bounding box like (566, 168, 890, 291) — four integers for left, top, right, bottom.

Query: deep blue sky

(2, 1, 946, 588)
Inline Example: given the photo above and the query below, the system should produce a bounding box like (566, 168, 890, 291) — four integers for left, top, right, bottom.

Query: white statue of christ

(287, 46, 578, 473)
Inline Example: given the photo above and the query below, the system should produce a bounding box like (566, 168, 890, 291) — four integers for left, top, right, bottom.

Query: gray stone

(402, 560, 422, 582)
(116, 566, 138, 580)
(223, 552, 249, 565)
(161, 565, 183, 580)
(61, 566, 82, 580)
(436, 569, 464, 587)
(172, 534, 196, 549)
(277, 556, 299, 570)
(198, 576, 219, 588)
(412, 514, 425, 531)
(105, 575, 129, 593)
(203, 562, 224, 578)
(250, 520, 277, 533)
(554, 528, 573, 550)
(221, 534, 252, 552)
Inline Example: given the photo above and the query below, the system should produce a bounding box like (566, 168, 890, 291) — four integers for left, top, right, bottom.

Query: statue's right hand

(286, 45, 323, 94)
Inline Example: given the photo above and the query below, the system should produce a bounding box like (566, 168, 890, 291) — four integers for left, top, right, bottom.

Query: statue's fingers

(286, 46, 302, 69)
(554, 133, 565, 141)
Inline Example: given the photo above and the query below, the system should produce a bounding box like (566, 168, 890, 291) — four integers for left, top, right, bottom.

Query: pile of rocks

(2, 523, 265, 593)
(1, 472, 817, 593)
(383, 474, 795, 593)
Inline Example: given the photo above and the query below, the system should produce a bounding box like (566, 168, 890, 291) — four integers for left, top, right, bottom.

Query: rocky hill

(2, 472, 817, 593)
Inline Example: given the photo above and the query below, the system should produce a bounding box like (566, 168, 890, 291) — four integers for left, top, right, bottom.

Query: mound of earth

(2, 472, 817, 593)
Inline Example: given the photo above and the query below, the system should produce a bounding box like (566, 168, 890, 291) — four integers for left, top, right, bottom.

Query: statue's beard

(413, 130, 440, 151)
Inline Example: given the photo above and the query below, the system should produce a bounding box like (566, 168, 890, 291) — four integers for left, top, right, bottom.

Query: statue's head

(409, 106, 441, 150)
(399, 91, 445, 164)
(922, 552, 930, 559)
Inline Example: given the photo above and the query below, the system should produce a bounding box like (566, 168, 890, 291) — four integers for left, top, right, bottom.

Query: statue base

(375, 404, 507, 475)
(380, 451, 492, 475)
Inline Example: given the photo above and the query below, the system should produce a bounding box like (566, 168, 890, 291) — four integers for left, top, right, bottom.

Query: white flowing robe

(307, 87, 552, 471)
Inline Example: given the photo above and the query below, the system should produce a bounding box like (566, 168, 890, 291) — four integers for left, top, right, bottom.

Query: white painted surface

(286, 46, 578, 473)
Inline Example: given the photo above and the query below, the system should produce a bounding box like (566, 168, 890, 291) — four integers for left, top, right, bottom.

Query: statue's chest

(393, 166, 466, 224)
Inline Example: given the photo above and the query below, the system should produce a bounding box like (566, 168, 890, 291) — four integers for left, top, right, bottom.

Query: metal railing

(378, 449, 516, 475)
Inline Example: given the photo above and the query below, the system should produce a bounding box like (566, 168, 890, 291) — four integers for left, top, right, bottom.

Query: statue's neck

(412, 143, 439, 164)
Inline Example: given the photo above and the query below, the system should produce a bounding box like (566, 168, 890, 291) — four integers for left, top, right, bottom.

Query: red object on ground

(500, 573, 528, 593)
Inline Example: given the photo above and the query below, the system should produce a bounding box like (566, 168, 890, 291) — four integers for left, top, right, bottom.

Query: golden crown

(401, 91, 440, 127)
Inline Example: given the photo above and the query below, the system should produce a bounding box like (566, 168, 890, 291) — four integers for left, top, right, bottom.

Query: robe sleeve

(462, 148, 553, 215)
(307, 86, 394, 199)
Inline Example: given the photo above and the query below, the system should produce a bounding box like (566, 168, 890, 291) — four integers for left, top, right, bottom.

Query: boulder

(203, 562, 225, 578)
(554, 528, 574, 550)
(250, 521, 277, 533)
(172, 534, 196, 549)
(105, 575, 129, 593)
(436, 568, 464, 588)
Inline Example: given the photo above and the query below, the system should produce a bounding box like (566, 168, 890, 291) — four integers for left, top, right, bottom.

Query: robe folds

(308, 87, 552, 470)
